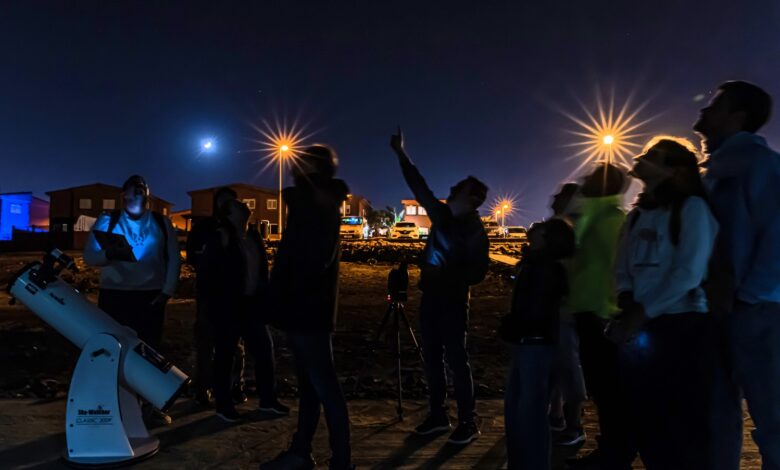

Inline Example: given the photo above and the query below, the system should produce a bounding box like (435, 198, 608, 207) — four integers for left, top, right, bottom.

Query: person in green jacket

(565, 163, 637, 470)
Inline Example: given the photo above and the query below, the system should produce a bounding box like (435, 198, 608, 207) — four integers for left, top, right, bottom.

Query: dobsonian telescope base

(62, 333, 160, 468)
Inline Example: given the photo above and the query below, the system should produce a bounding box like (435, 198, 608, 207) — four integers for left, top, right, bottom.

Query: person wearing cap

(389, 128, 490, 446)
(84, 174, 181, 425)
(262, 144, 354, 470)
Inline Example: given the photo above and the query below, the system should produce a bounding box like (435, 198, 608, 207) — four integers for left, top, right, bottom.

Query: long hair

(637, 137, 708, 245)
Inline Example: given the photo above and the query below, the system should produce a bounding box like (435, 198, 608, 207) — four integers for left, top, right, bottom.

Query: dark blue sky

(1, 1, 778, 225)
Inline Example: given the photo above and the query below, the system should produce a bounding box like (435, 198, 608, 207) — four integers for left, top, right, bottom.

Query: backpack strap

(108, 209, 170, 264)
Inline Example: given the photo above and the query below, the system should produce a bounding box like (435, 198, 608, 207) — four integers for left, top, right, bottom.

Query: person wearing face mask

(608, 137, 719, 469)
(200, 198, 287, 423)
(84, 174, 181, 425)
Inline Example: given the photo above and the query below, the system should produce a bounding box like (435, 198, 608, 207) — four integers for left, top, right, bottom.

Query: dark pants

(288, 332, 352, 468)
(211, 298, 277, 410)
(729, 302, 780, 469)
(194, 295, 246, 394)
(576, 312, 636, 469)
(98, 289, 165, 349)
(505, 344, 554, 470)
(619, 313, 719, 470)
(419, 290, 476, 423)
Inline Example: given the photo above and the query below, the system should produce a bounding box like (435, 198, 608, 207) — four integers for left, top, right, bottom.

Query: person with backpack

(186, 187, 248, 407)
(84, 174, 181, 425)
(501, 218, 575, 469)
(608, 137, 719, 469)
(200, 198, 287, 422)
(389, 128, 490, 445)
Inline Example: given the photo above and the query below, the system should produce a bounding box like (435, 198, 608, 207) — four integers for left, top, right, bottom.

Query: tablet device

(93, 230, 138, 262)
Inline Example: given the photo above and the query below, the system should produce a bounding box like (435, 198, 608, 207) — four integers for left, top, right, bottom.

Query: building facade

(47, 183, 173, 249)
(188, 183, 285, 235)
(339, 194, 372, 218)
(0, 192, 49, 241)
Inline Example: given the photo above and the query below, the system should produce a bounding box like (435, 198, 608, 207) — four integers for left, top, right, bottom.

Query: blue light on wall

(0, 193, 32, 241)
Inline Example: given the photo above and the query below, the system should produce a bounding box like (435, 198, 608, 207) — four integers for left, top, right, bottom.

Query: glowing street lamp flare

(559, 89, 656, 174)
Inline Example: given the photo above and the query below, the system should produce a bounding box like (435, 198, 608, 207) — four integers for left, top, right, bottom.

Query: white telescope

(7, 249, 190, 467)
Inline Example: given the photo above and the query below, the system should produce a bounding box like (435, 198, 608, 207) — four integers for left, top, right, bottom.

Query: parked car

(340, 216, 367, 240)
(505, 226, 528, 240)
(389, 221, 420, 240)
(483, 220, 502, 238)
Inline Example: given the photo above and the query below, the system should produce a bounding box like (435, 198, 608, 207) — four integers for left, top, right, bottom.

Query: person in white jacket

(608, 137, 720, 470)
(84, 175, 181, 424)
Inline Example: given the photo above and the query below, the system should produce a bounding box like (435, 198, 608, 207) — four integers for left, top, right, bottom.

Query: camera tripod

(355, 297, 425, 421)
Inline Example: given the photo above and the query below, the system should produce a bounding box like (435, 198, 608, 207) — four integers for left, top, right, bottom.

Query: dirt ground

(0, 253, 762, 468)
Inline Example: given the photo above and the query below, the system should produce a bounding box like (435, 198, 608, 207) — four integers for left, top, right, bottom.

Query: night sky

(1, 1, 779, 225)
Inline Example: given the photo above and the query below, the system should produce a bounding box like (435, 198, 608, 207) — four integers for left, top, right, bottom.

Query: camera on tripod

(386, 261, 409, 303)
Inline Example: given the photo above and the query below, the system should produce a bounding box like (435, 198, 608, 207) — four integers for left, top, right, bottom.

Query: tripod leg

(399, 304, 425, 364)
(374, 304, 393, 342)
(394, 305, 403, 420)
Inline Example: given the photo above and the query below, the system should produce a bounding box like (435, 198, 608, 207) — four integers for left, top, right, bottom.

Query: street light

(277, 144, 291, 236)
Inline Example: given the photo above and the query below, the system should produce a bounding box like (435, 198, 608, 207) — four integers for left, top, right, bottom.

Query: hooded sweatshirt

(562, 195, 625, 319)
(270, 175, 349, 332)
(702, 132, 780, 305)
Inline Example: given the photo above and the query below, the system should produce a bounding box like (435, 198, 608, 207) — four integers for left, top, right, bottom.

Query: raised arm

(390, 127, 449, 225)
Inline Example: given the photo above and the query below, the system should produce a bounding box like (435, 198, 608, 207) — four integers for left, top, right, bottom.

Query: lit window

(103, 199, 116, 210)
(9, 204, 22, 214)
(267, 199, 278, 210)
(419, 206, 427, 216)
(162, 208, 168, 215)
(79, 199, 92, 210)
(62, 224, 69, 232)
(345, 205, 351, 214)
(406, 205, 417, 216)
(243, 199, 256, 210)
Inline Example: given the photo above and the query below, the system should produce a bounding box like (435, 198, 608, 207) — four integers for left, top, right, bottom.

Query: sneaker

(260, 450, 315, 470)
(413, 414, 451, 435)
(232, 388, 248, 405)
(567, 448, 601, 467)
(216, 406, 242, 423)
(447, 421, 480, 445)
(259, 399, 290, 416)
(549, 414, 566, 432)
(555, 427, 586, 447)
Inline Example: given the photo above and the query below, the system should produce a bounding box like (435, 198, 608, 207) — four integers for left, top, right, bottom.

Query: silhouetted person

(390, 128, 489, 445)
(610, 137, 719, 469)
(84, 174, 181, 426)
(548, 182, 587, 447)
(696, 80, 780, 469)
(186, 186, 247, 407)
(501, 218, 575, 469)
(262, 145, 353, 470)
(564, 164, 636, 469)
(200, 198, 287, 422)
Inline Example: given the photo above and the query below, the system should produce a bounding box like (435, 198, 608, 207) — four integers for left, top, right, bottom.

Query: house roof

(187, 182, 277, 197)
(45, 183, 173, 206)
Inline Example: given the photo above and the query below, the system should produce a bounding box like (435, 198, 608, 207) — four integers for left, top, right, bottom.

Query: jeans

(211, 298, 277, 410)
(288, 332, 352, 468)
(550, 317, 587, 428)
(98, 289, 165, 349)
(619, 313, 719, 470)
(505, 344, 554, 470)
(419, 290, 476, 423)
(194, 295, 246, 394)
(729, 301, 780, 470)
(576, 312, 637, 469)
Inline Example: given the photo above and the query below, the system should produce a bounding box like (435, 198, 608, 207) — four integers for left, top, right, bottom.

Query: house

(401, 199, 444, 235)
(170, 209, 192, 232)
(339, 194, 372, 218)
(188, 183, 284, 235)
(47, 183, 174, 249)
(0, 192, 49, 241)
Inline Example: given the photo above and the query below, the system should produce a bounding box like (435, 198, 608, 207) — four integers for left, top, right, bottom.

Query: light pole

(278, 144, 289, 236)
(603, 134, 615, 164)
(501, 204, 508, 227)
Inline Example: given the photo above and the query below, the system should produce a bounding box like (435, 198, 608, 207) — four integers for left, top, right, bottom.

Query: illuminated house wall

(339, 195, 372, 218)
(0, 192, 50, 241)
